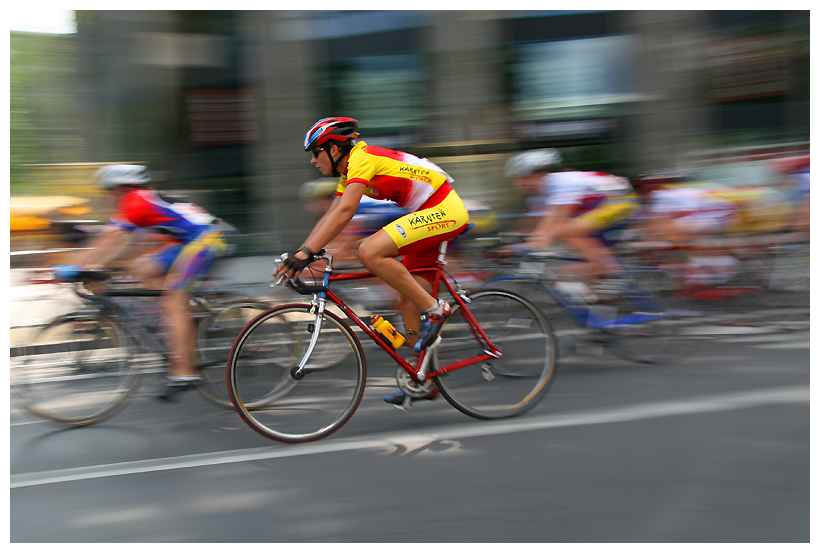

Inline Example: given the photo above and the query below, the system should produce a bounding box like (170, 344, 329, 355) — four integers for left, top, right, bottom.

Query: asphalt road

(10, 321, 809, 542)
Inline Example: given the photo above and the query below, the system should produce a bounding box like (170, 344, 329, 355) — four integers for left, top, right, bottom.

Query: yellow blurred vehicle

(10, 196, 102, 267)
(10, 195, 94, 232)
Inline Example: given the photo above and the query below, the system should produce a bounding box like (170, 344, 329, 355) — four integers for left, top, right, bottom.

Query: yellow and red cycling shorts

(573, 192, 638, 234)
(382, 183, 470, 271)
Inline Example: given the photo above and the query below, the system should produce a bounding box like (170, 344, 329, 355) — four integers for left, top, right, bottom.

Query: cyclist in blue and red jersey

(53, 165, 227, 399)
(274, 117, 470, 405)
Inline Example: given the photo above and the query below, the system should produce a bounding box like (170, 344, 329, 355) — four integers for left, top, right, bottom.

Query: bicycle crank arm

(398, 394, 414, 412)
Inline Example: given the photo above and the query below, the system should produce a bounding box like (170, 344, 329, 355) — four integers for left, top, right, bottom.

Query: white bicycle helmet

(504, 149, 563, 177)
(94, 164, 151, 190)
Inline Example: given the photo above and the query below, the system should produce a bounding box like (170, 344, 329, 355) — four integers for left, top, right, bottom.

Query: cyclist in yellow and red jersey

(274, 118, 470, 385)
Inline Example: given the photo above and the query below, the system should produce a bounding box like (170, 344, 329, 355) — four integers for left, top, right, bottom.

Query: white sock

(424, 300, 445, 314)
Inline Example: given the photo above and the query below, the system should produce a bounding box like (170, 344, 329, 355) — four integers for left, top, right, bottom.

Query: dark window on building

(325, 53, 428, 136)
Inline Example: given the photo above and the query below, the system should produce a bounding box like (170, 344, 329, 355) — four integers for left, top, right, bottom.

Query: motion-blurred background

(10, 9, 810, 260)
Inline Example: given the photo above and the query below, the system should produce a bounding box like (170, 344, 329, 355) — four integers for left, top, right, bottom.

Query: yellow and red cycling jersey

(709, 187, 790, 235)
(336, 140, 469, 270)
(337, 141, 453, 211)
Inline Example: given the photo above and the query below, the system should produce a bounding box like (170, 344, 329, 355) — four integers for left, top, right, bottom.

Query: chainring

(395, 365, 437, 399)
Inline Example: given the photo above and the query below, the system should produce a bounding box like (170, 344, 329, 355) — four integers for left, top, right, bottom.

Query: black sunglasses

(311, 148, 325, 159)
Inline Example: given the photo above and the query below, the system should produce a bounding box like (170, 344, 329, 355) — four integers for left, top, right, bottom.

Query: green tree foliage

(10, 32, 87, 194)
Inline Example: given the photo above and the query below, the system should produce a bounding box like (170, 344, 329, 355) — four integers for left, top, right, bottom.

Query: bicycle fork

(290, 295, 326, 381)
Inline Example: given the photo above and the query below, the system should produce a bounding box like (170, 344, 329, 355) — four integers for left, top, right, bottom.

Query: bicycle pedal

(384, 391, 415, 412)
(397, 395, 414, 412)
(575, 342, 605, 357)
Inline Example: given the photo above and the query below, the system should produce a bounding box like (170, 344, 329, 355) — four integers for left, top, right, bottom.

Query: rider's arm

(525, 204, 573, 250)
(71, 226, 134, 270)
(300, 181, 366, 254)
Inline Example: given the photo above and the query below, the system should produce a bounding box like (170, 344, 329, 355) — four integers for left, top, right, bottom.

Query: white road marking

(10, 385, 808, 490)
(751, 341, 811, 349)
(680, 325, 773, 336)
(720, 333, 807, 343)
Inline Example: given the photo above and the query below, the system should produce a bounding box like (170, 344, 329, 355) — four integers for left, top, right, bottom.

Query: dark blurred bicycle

(616, 233, 809, 327)
(11, 270, 269, 426)
(486, 254, 697, 364)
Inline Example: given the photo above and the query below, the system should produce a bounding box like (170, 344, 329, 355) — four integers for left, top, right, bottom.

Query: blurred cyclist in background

(299, 177, 410, 265)
(53, 164, 228, 399)
(502, 149, 639, 291)
(772, 154, 810, 236)
(789, 159, 810, 235)
(631, 171, 741, 285)
(274, 117, 470, 406)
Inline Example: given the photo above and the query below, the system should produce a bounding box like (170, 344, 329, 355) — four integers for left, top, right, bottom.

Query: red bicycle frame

(323, 265, 501, 382)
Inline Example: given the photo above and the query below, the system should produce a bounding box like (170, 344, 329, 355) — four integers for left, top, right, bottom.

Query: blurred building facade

(21, 10, 808, 254)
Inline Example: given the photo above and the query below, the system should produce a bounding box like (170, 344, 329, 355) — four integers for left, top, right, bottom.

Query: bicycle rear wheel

(434, 288, 557, 419)
(195, 301, 269, 408)
(11, 312, 139, 426)
(227, 304, 366, 443)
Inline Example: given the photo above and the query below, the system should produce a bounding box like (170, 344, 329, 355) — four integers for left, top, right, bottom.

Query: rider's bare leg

(397, 275, 432, 350)
(358, 231, 438, 313)
(563, 235, 623, 278)
(131, 258, 197, 379)
(161, 288, 197, 378)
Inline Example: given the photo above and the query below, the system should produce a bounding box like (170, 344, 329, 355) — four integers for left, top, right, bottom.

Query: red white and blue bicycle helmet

(303, 117, 360, 151)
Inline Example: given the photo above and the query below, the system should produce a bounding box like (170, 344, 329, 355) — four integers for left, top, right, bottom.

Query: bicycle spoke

(227, 304, 365, 442)
(434, 289, 557, 419)
(11, 314, 139, 426)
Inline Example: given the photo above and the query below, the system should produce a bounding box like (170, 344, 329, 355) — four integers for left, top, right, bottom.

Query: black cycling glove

(282, 248, 314, 277)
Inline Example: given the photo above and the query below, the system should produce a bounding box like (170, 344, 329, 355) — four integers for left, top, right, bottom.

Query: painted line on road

(749, 341, 811, 349)
(10, 385, 809, 489)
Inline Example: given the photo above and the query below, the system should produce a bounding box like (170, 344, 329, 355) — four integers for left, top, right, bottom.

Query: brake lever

(271, 252, 289, 287)
(270, 249, 327, 287)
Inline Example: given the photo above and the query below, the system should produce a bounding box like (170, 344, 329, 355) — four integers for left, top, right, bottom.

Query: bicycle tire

(485, 276, 577, 358)
(11, 311, 140, 426)
(194, 300, 270, 409)
(600, 276, 695, 365)
(227, 304, 366, 443)
(433, 288, 557, 419)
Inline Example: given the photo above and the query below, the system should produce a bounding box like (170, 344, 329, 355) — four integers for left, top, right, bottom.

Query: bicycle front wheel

(434, 289, 557, 419)
(599, 274, 696, 365)
(11, 312, 139, 426)
(227, 304, 366, 443)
